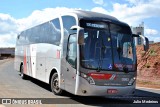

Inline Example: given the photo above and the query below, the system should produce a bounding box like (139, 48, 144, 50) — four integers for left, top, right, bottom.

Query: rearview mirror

(77, 28, 84, 45)
(132, 34, 149, 51)
(70, 25, 84, 45)
(144, 37, 149, 51)
(139, 35, 149, 51)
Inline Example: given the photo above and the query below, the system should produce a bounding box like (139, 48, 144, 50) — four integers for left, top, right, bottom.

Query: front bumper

(75, 76, 136, 96)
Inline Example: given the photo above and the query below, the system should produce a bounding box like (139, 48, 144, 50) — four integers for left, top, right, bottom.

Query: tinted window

(25, 18, 61, 45)
(67, 34, 77, 68)
(27, 28, 37, 44)
(17, 32, 26, 46)
(62, 16, 76, 57)
(110, 24, 136, 71)
(80, 28, 113, 70)
(46, 18, 61, 45)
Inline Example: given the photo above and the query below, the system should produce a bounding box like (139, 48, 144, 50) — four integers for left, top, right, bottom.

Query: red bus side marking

(56, 50, 60, 59)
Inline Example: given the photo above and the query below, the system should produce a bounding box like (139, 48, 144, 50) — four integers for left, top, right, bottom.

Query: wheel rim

(52, 74, 61, 93)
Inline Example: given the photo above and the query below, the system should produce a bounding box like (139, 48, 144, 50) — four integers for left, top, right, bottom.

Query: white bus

(15, 10, 149, 96)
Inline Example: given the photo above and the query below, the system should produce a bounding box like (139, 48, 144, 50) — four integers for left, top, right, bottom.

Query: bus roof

(72, 10, 118, 21)
(20, 10, 130, 34)
(70, 10, 129, 26)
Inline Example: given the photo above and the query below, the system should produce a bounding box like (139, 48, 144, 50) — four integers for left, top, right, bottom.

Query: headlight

(128, 77, 136, 86)
(87, 76, 95, 85)
(81, 72, 87, 78)
(80, 72, 95, 85)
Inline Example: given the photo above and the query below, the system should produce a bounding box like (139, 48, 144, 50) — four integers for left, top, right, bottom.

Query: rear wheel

(20, 64, 26, 79)
(51, 73, 63, 95)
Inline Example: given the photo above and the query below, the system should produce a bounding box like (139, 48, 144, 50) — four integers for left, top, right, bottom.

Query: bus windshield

(80, 28, 113, 71)
(110, 24, 136, 72)
(80, 21, 136, 71)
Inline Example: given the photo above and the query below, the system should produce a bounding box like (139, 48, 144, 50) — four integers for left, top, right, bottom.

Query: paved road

(0, 59, 160, 107)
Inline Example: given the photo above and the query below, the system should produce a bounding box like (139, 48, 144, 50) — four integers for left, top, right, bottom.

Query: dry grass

(136, 79, 160, 89)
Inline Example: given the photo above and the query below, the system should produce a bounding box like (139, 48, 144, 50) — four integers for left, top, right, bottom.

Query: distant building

(149, 41, 154, 44)
(0, 48, 15, 57)
(132, 22, 144, 46)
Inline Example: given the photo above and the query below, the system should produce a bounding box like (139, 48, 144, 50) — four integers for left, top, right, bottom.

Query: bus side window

(48, 18, 61, 45)
(62, 16, 76, 57)
(123, 42, 133, 60)
(19, 32, 26, 45)
(66, 34, 77, 68)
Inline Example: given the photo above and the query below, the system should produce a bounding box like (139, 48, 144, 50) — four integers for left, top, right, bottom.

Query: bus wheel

(51, 73, 63, 95)
(20, 65, 26, 79)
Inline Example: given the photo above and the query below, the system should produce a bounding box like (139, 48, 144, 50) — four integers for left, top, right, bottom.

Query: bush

(145, 63, 150, 68)
(149, 49, 157, 56)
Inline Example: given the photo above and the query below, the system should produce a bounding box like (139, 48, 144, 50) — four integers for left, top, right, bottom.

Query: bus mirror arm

(132, 34, 139, 37)
(132, 34, 149, 51)
(70, 25, 78, 30)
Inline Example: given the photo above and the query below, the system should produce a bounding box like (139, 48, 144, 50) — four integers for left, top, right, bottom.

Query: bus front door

(64, 34, 77, 94)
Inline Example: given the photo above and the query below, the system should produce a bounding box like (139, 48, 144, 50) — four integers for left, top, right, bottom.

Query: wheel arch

(49, 68, 58, 85)
(19, 62, 23, 72)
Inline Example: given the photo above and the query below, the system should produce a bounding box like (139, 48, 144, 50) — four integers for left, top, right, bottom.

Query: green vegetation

(145, 63, 150, 68)
(137, 79, 160, 85)
(149, 48, 157, 56)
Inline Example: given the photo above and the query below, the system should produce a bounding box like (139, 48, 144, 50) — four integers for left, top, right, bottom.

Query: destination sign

(80, 19, 108, 29)
(86, 23, 106, 29)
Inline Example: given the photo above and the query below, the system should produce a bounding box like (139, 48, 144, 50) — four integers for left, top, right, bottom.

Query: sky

(0, 0, 160, 47)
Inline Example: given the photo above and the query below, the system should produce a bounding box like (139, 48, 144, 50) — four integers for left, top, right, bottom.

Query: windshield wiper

(97, 49, 102, 72)
(97, 39, 106, 72)
(117, 36, 122, 59)
(117, 46, 121, 59)
(96, 30, 102, 72)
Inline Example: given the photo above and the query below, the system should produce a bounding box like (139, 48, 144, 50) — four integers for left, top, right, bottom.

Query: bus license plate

(107, 89, 118, 94)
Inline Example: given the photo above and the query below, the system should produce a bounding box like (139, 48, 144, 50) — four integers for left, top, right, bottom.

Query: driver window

(123, 42, 133, 60)
(66, 34, 77, 68)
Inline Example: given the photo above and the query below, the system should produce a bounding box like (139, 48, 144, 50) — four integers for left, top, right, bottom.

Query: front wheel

(51, 73, 63, 95)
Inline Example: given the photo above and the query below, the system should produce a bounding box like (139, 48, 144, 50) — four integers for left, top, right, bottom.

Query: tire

(51, 73, 63, 95)
(20, 64, 26, 79)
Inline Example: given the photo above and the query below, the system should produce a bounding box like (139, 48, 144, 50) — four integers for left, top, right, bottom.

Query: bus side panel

(32, 43, 61, 84)
(45, 44, 61, 84)
(14, 45, 24, 72)
(29, 44, 37, 78)
(34, 44, 47, 82)
(45, 58, 61, 83)
(25, 45, 32, 76)
(15, 43, 61, 84)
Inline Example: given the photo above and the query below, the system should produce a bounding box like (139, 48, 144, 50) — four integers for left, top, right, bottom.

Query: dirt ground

(136, 78, 160, 89)
(136, 42, 160, 89)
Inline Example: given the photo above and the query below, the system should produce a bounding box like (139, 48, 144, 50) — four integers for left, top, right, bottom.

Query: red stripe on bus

(56, 50, 60, 59)
(88, 73, 113, 80)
